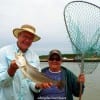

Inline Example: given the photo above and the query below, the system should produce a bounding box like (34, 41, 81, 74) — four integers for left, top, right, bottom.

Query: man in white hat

(0, 24, 50, 100)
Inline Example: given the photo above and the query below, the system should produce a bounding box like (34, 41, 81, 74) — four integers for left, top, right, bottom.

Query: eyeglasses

(49, 57, 61, 61)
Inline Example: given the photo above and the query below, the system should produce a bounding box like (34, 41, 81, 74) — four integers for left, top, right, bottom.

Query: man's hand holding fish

(8, 60, 19, 77)
(35, 82, 53, 89)
(8, 51, 26, 77)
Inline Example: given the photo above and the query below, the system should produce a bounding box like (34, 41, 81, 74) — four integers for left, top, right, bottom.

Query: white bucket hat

(13, 24, 41, 42)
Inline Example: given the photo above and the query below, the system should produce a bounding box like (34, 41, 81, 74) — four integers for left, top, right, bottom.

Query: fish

(15, 51, 64, 89)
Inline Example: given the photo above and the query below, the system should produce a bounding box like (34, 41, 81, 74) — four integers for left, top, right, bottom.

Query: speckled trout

(15, 51, 64, 89)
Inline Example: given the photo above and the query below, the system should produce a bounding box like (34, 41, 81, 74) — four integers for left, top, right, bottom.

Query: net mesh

(78, 62, 99, 74)
(64, 1, 100, 74)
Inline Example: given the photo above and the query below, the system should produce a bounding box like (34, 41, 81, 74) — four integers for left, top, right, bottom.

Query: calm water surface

(40, 62, 100, 100)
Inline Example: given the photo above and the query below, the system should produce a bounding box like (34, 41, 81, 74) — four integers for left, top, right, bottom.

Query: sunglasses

(49, 57, 61, 61)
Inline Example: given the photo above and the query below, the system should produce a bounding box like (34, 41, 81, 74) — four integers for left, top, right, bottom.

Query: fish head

(15, 51, 26, 67)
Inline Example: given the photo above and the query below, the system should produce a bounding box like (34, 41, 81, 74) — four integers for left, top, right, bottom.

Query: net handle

(79, 54, 84, 100)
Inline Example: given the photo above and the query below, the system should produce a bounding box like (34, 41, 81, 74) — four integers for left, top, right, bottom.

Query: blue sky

(0, 0, 99, 55)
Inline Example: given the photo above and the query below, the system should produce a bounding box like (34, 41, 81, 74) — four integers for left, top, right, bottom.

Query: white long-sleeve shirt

(0, 43, 40, 100)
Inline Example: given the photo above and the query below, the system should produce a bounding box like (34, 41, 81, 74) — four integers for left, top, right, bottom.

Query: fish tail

(56, 80, 65, 90)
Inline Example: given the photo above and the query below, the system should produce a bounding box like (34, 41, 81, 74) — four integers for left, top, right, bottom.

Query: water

(40, 62, 100, 100)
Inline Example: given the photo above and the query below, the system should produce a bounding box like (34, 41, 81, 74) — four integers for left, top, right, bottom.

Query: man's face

(48, 54, 62, 71)
(17, 31, 35, 52)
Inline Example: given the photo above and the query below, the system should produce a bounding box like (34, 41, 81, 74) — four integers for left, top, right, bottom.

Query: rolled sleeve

(29, 82, 41, 93)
